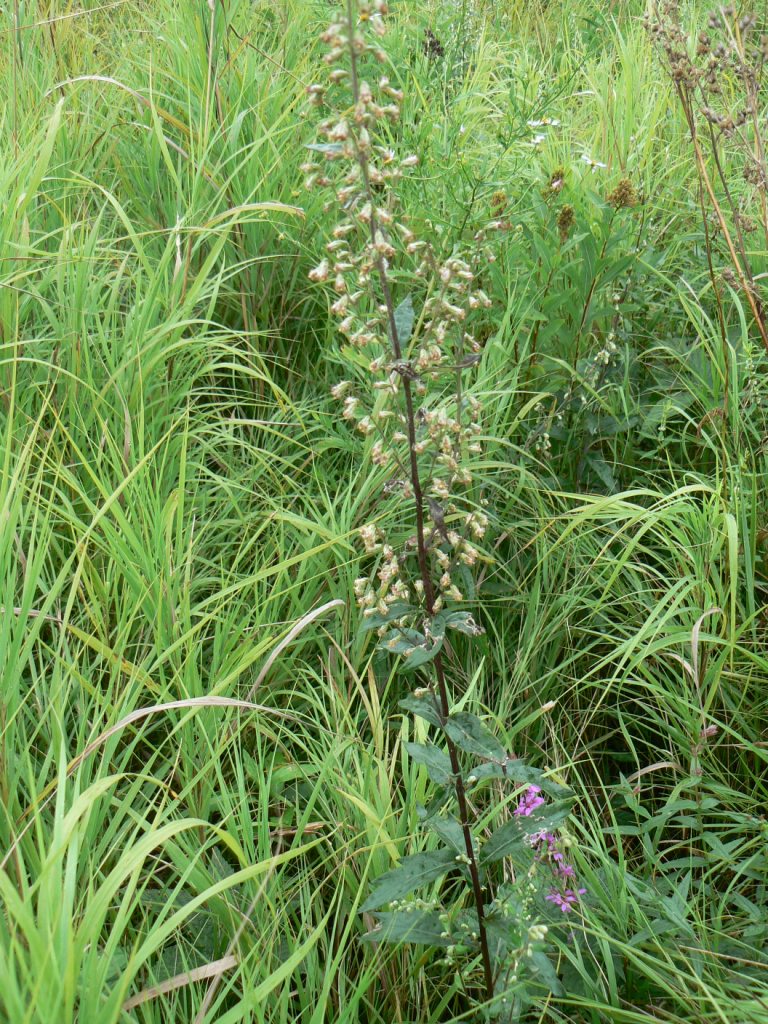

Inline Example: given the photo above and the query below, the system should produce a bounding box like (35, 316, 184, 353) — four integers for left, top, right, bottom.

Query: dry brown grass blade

(193, 845, 280, 1024)
(43, 76, 192, 138)
(0, 1, 130, 37)
(122, 955, 237, 1012)
(243, 598, 345, 701)
(691, 607, 721, 691)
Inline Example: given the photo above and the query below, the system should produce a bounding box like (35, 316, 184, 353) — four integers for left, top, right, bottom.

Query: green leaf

(402, 636, 443, 670)
(443, 611, 484, 636)
(427, 612, 448, 641)
(586, 454, 617, 493)
(400, 693, 444, 728)
(379, 629, 443, 670)
(444, 713, 507, 762)
(362, 910, 451, 946)
(528, 950, 564, 996)
(360, 849, 456, 912)
(480, 801, 573, 865)
(456, 563, 476, 601)
(379, 628, 425, 654)
(405, 742, 453, 785)
(424, 813, 466, 855)
(359, 602, 413, 633)
(485, 907, 524, 953)
(393, 294, 415, 346)
(467, 762, 571, 799)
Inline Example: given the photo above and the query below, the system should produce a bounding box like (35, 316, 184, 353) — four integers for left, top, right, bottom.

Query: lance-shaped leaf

(379, 630, 443, 671)
(527, 950, 564, 996)
(393, 294, 415, 347)
(379, 627, 425, 655)
(359, 602, 413, 633)
(480, 800, 573, 865)
(444, 712, 507, 762)
(360, 849, 456, 912)
(425, 610, 447, 641)
(362, 909, 452, 946)
(423, 812, 468, 856)
(405, 742, 453, 785)
(467, 761, 572, 799)
(402, 636, 443, 670)
(442, 611, 485, 637)
(400, 693, 444, 728)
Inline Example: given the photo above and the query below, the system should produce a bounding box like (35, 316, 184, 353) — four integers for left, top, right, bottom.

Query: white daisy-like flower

(527, 118, 561, 127)
(581, 154, 607, 170)
(527, 133, 547, 147)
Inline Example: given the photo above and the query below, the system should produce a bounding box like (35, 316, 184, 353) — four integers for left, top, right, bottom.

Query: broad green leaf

(382, 631, 443, 669)
(527, 950, 564, 996)
(485, 909, 524, 953)
(393, 294, 415, 346)
(379, 628, 425, 654)
(362, 909, 451, 946)
(587, 454, 617, 493)
(468, 762, 571, 799)
(405, 742, 453, 785)
(359, 602, 413, 633)
(360, 849, 456, 912)
(443, 611, 485, 636)
(402, 636, 443, 670)
(444, 712, 507, 762)
(400, 693, 444, 728)
(425, 813, 469, 856)
(427, 612, 447, 641)
(480, 801, 573, 865)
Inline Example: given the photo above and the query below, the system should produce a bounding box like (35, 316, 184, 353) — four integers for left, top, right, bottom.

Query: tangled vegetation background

(0, 0, 766, 1021)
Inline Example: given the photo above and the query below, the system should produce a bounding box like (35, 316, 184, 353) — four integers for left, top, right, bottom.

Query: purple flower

(546, 888, 587, 913)
(551, 851, 575, 877)
(529, 829, 557, 849)
(514, 785, 545, 817)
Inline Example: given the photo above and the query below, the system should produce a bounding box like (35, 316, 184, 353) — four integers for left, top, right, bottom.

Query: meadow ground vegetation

(0, 1, 767, 1021)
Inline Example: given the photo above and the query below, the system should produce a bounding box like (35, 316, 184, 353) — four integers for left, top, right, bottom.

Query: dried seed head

(606, 178, 639, 209)
(556, 204, 575, 243)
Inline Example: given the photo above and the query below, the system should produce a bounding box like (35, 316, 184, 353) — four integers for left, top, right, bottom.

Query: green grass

(0, 0, 766, 1021)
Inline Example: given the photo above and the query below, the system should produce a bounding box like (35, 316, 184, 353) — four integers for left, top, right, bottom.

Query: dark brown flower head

(542, 167, 566, 202)
(606, 178, 639, 209)
(491, 190, 508, 218)
(423, 28, 444, 58)
(556, 204, 575, 243)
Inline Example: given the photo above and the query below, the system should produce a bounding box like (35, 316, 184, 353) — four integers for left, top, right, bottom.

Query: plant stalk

(344, 0, 495, 1000)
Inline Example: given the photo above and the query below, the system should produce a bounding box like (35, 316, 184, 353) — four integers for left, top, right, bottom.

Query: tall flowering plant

(305, 2, 585, 1016)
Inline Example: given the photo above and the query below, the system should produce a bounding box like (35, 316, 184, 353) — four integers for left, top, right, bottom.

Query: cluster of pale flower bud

(306, 1, 495, 638)
(352, 503, 488, 626)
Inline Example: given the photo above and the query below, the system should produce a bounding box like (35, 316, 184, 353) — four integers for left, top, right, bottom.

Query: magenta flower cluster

(515, 785, 587, 914)
(545, 888, 587, 912)
(513, 784, 545, 817)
